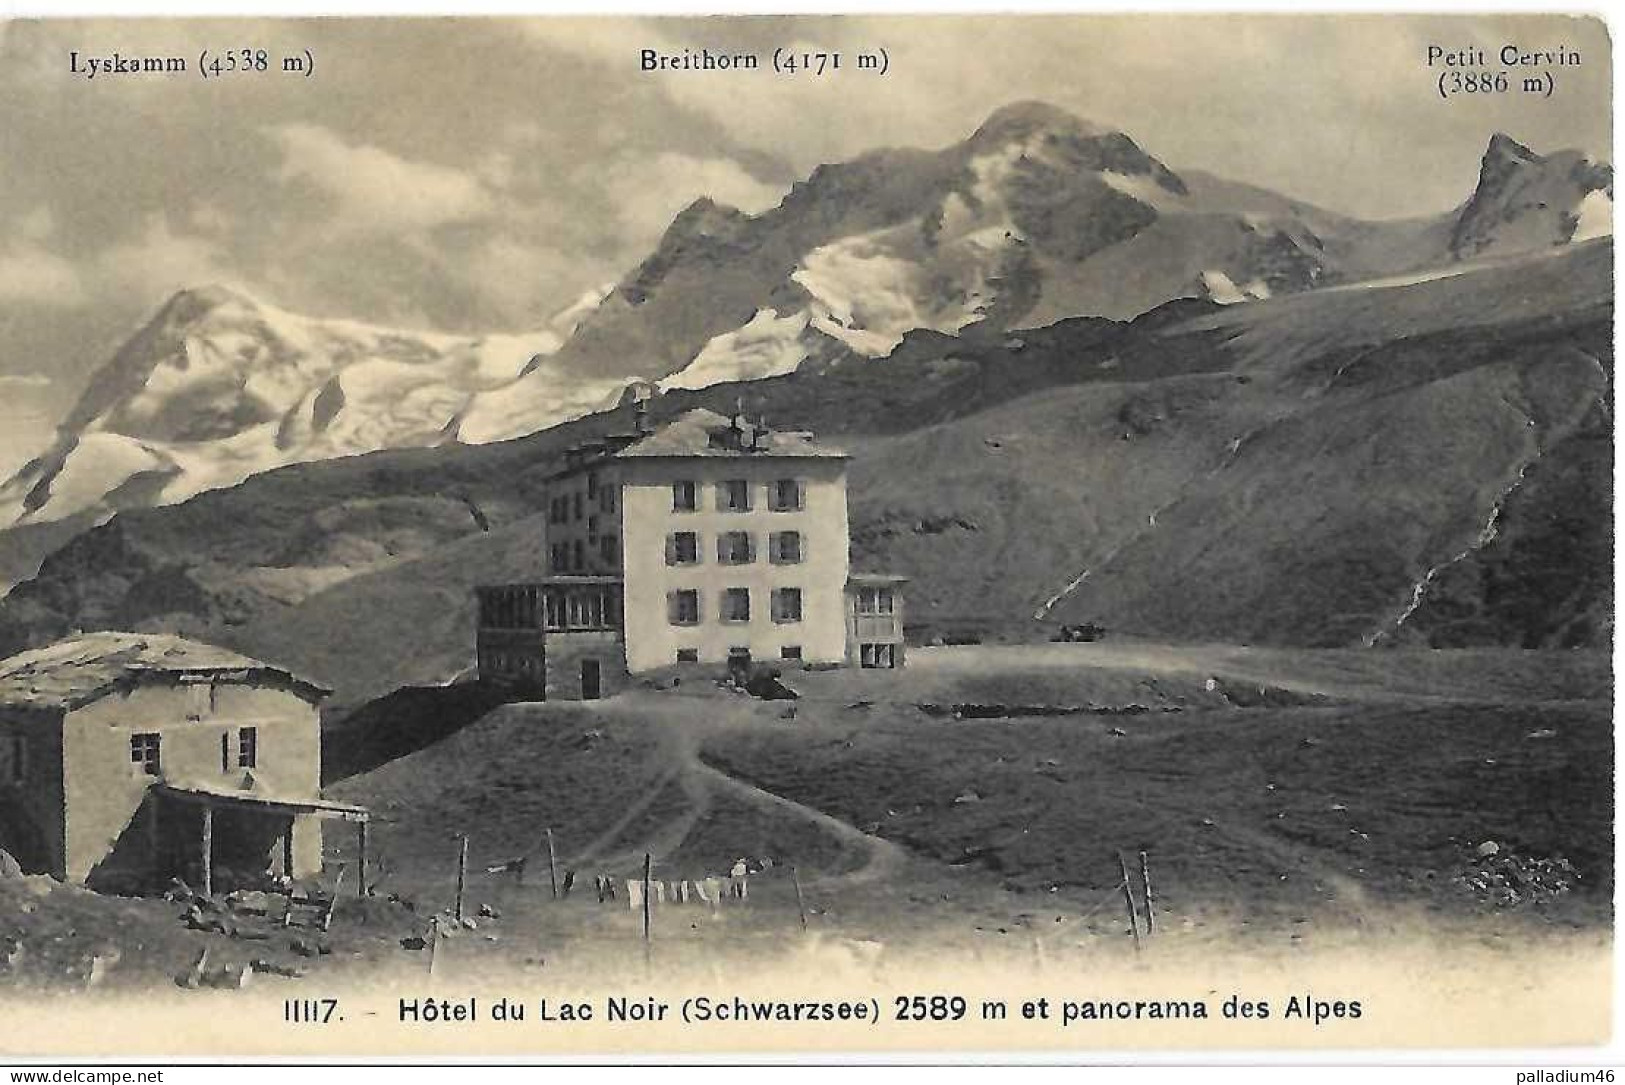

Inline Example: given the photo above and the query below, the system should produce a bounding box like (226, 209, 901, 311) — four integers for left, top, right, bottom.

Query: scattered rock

(0, 850, 22, 878)
(953, 790, 982, 805)
(1526, 729, 1558, 741)
(205, 963, 253, 990)
(1459, 842, 1580, 907)
(477, 903, 500, 919)
(177, 948, 209, 989)
(250, 958, 306, 978)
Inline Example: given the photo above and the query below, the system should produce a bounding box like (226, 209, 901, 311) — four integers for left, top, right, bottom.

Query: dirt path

(573, 693, 907, 887)
(687, 759, 908, 887)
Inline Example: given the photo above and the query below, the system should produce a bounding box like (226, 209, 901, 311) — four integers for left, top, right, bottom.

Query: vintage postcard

(0, 10, 1612, 1061)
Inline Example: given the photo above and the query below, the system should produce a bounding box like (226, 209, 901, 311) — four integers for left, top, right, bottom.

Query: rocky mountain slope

(3, 106, 1609, 588)
(0, 239, 1608, 711)
(0, 286, 612, 532)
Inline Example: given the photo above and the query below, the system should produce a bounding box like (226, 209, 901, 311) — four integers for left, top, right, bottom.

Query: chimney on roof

(632, 396, 653, 435)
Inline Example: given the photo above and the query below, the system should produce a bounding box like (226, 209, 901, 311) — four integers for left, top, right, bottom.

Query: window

(239, 727, 257, 769)
(568, 591, 606, 629)
(131, 733, 161, 776)
(721, 588, 751, 622)
(770, 531, 803, 564)
(860, 643, 897, 669)
(781, 645, 803, 661)
(667, 590, 700, 626)
(717, 531, 755, 565)
(572, 492, 583, 521)
(586, 472, 599, 499)
(672, 480, 698, 512)
(857, 586, 895, 615)
(728, 646, 752, 664)
(676, 648, 699, 663)
(601, 486, 617, 513)
(219, 732, 230, 773)
(666, 532, 700, 566)
(588, 514, 600, 540)
(600, 534, 619, 565)
(769, 479, 804, 512)
(718, 479, 751, 512)
(771, 588, 803, 623)
(572, 540, 585, 571)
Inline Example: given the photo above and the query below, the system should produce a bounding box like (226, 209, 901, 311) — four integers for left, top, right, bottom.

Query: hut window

(672, 480, 697, 512)
(239, 727, 258, 769)
(131, 733, 161, 776)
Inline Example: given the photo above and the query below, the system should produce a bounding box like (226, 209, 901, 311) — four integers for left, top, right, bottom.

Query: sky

(0, 12, 1612, 475)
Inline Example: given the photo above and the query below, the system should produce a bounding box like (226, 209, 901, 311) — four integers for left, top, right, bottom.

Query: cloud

(268, 123, 495, 233)
(603, 151, 786, 242)
(16, 205, 55, 242)
(94, 216, 239, 303)
(458, 236, 586, 325)
(0, 243, 86, 306)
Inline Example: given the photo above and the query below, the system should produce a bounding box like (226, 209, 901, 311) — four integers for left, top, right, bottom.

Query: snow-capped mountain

(3, 104, 1611, 543)
(1450, 132, 1613, 259)
(0, 284, 616, 529)
(519, 103, 1611, 400)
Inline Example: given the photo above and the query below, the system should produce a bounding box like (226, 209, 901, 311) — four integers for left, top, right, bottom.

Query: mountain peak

(1484, 132, 1540, 168)
(969, 101, 1110, 146)
(668, 196, 749, 234)
(155, 283, 264, 327)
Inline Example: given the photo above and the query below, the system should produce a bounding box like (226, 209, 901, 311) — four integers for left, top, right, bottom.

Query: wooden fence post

(641, 852, 653, 963)
(357, 821, 369, 898)
(1138, 850, 1156, 936)
(455, 835, 469, 922)
(200, 807, 213, 898)
(1117, 852, 1142, 953)
(792, 866, 808, 932)
(546, 828, 559, 900)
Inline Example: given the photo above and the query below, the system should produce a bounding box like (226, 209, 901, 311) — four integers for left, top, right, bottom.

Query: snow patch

(662, 309, 813, 391)
(1100, 170, 1181, 210)
(1200, 270, 1247, 305)
(1571, 189, 1612, 242)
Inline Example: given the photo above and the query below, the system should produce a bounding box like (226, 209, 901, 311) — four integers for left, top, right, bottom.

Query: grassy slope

(0, 244, 1611, 707)
(699, 646, 1614, 927)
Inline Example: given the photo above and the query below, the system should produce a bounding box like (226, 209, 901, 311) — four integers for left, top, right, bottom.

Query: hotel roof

(612, 408, 847, 460)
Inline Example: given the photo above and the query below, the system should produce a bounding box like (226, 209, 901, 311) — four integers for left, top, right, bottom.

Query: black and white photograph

(0, 10, 1613, 1060)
